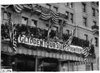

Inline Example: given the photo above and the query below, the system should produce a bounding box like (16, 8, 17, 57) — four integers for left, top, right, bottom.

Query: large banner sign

(18, 35, 83, 54)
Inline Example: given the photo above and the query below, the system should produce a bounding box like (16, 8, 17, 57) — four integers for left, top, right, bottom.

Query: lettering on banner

(18, 35, 83, 54)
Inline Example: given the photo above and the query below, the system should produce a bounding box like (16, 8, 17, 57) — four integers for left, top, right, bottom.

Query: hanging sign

(18, 35, 83, 54)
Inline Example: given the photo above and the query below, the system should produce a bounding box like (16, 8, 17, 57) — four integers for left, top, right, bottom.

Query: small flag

(12, 24, 17, 52)
(13, 4, 24, 13)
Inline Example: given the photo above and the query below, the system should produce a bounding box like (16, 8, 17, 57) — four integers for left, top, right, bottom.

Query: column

(58, 61, 62, 71)
(8, 55, 12, 68)
(68, 61, 70, 71)
(91, 63, 94, 71)
(13, 58, 17, 71)
(35, 57, 38, 71)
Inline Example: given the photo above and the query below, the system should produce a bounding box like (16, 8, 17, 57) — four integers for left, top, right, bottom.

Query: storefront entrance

(13, 54, 35, 71)
(39, 58, 59, 71)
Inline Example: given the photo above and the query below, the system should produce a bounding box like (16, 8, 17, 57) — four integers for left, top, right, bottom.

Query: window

(65, 11, 69, 20)
(82, 3, 86, 12)
(96, 2, 99, 6)
(31, 20, 37, 27)
(70, 13, 73, 23)
(83, 17, 87, 27)
(93, 21, 96, 25)
(3, 12, 11, 24)
(69, 2, 73, 8)
(22, 17, 28, 25)
(66, 29, 70, 35)
(46, 4, 51, 9)
(66, 3, 73, 8)
(92, 8, 95, 17)
(66, 3, 69, 6)
(84, 34, 88, 40)
(53, 6, 58, 12)
(91, 2, 95, 5)
(95, 37, 98, 47)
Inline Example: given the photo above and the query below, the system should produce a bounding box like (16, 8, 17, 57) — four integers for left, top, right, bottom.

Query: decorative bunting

(13, 4, 24, 13)
(12, 24, 17, 52)
(1, 5, 10, 10)
(83, 38, 93, 60)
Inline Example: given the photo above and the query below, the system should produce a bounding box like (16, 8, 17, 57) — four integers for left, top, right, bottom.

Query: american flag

(83, 38, 93, 59)
(13, 4, 24, 13)
(39, 12, 51, 20)
(12, 24, 17, 52)
(50, 10, 59, 24)
(63, 27, 76, 47)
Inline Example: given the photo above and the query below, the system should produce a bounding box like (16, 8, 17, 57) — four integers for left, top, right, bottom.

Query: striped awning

(1, 43, 95, 63)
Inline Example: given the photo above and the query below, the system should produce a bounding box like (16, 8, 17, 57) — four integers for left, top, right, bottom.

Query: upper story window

(83, 17, 87, 27)
(53, 6, 58, 12)
(65, 11, 69, 20)
(22, 16, 28, 25)
(3, 12, 11, 24)
(82, 3, 86, 12)
(91, 2, 95, 5)
(69, 2, 73, 8)
(46, 4, 51, 9)
(70, 13, 73, 23)
(66, 3, 69, 6)
(95, 37, 98, 47)
(93, 21, 96, 25)
(66, 29, 70, 35)
(31, 19, 37, 27)
(66, 2, 73, 8)
(96, 2, 99, 6)
(92, 8, 95, 17)
(84, 34, 88, 40)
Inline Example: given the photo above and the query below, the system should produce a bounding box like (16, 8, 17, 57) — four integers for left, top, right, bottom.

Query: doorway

(39, 58, 59, 71)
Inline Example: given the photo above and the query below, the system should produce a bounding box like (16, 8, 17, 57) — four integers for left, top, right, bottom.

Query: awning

(1, 43, 95, 63)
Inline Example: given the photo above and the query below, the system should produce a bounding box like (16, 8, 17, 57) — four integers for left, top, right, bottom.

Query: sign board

(18, 35, 83, 54)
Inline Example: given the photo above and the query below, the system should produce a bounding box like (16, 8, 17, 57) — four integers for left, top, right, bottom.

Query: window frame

(92, 8, 95, 17)
(84, 34, 88, 40)
(65, 11, 69, 20)
(83, 17, 87, 27)
(95, 37, 98, 47)
(82, 3, 86, 12)
(66, 29, 70, 35)
(31, 19, 37, 27)
(21, 16, 28, 25)
(3, 11, 11, 24)
(53, 6, 58, 12)
(70, 13, 73, 23)
(46, 3, 51, 9)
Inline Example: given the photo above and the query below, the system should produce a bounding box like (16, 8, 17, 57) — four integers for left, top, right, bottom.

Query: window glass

(84, 34, 88, 40)
(82, 3, 86, 12)
(31, 20, 37, 27)
(65, 11, 69, 20)
(83, 17, 87, 27)
(70, 13, 73, 23)
(22, 17, 28, 25)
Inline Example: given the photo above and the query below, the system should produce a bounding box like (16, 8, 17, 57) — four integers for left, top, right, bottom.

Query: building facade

(1, 1, 99, 71)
